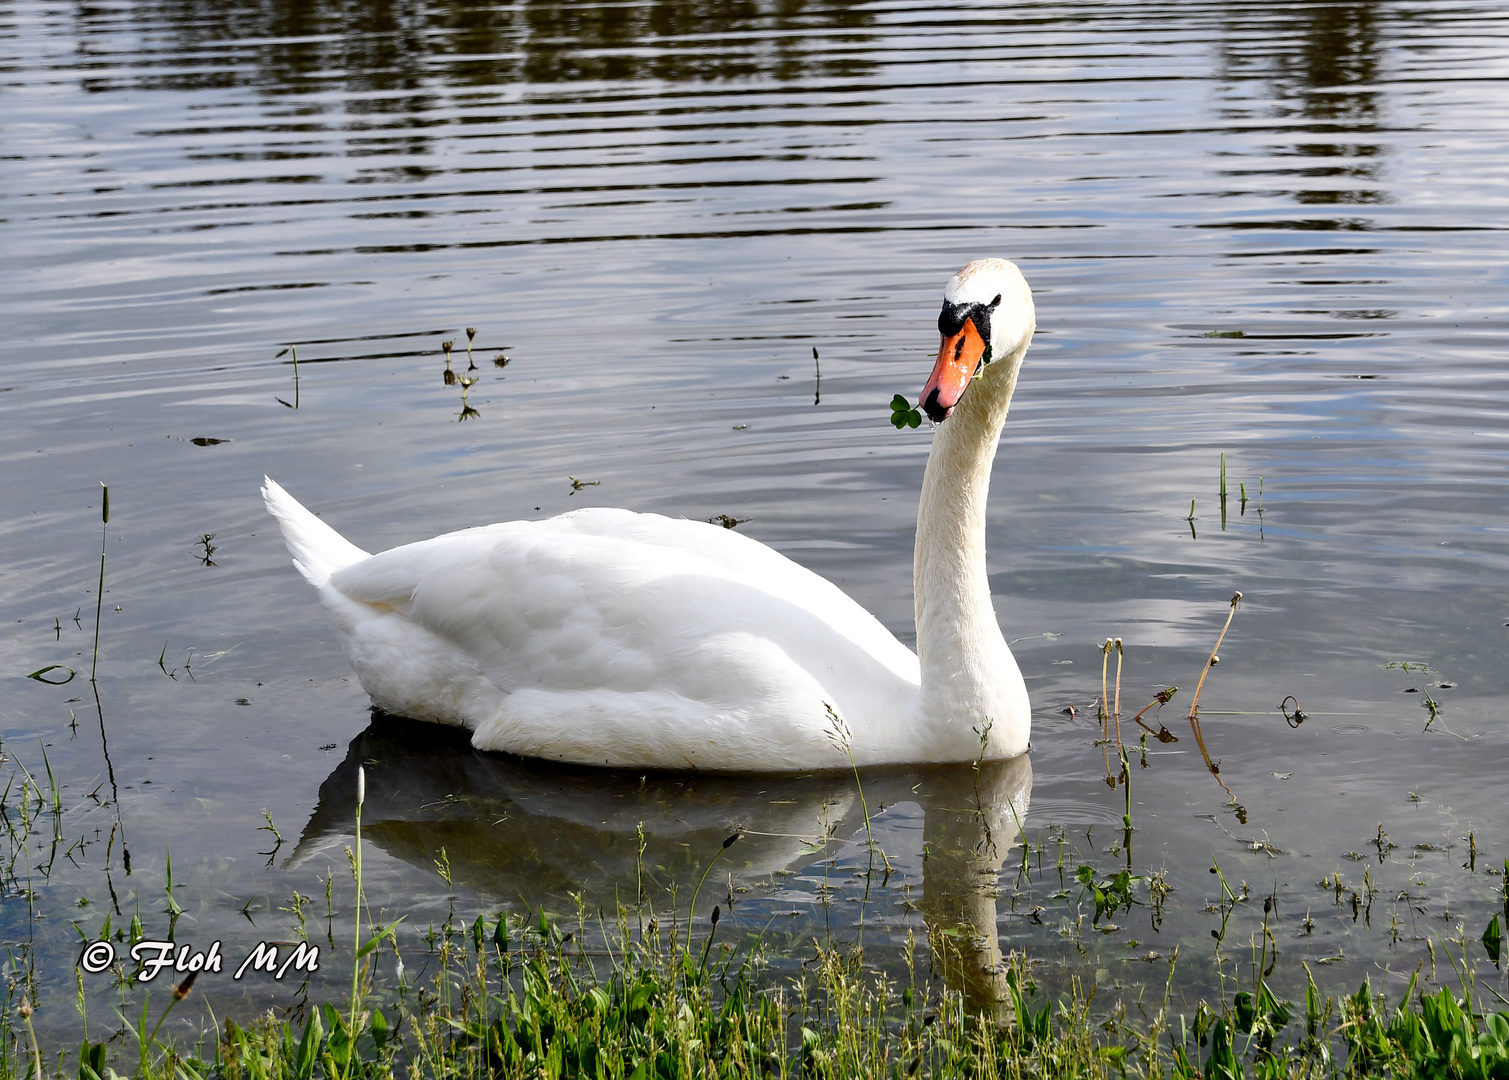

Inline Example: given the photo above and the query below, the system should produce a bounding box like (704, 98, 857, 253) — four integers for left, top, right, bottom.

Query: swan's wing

(323, 509, 918, 767)
(542, 508, 916, 670)
(330, 508, 915, 681)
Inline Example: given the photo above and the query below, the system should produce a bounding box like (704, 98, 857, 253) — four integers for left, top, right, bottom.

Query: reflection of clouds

(295, 715, 1031, 1018)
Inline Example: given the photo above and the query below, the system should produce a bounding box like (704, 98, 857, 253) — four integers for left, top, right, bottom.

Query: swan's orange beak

(921, 318, 988, 423)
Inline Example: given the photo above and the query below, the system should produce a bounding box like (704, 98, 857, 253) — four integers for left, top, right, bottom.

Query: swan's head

(921, 259, 1034, 423)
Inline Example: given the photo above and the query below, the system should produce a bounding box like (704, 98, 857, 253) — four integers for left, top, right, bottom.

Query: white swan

(263, 258, 1034, 771)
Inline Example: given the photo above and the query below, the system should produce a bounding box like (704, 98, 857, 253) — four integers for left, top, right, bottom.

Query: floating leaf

(27, 665, 76, 685)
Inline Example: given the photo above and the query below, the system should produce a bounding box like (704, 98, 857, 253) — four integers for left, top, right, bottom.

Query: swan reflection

(295, 716, 1032, 1018)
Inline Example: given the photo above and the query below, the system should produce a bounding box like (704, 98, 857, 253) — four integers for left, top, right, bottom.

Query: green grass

(5, 905, 1506, 1080)
(0, 750, 1504, 1080)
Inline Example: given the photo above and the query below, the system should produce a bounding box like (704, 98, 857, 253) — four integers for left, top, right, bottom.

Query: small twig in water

(1131, 687, 1179, 742)
(1219, 452, 1228, 531)
(1187, 592, 1243, 803)
(1098, 639, 1114, 784)
(275, 346, 300, 408)
(825, 703, 877, 880)
(1112, 637, 1124, 753)
(1188, 593, 1241, 723)
(258, 809, 284, 866)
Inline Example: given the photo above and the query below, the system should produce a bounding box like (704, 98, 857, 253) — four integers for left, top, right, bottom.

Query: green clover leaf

(889, 394, 922, 429)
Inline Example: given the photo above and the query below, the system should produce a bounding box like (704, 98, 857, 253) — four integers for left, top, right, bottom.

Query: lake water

(3, 0, 1507, 1039)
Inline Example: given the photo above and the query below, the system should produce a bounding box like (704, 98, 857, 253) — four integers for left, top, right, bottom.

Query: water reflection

(295, 716, 1032, 1019)
(1218, 3, 1385, 208)
(1264, 4, 1380, 122)
(78, 0, 877, 95)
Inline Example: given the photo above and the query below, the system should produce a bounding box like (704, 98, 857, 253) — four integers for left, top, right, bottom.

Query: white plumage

(264, 258, 1035, 771)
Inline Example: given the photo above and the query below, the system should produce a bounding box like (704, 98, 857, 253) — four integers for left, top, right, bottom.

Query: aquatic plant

(90, 483, 108, 684)
(22, 903, 1509, 1080)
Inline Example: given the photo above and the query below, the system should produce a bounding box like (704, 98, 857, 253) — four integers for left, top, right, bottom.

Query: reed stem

(348, 765, 365, 1067)
(1187, 593, 1242, 801)
(91, 483, 108, 683)
(1111, 637, 1124, 752)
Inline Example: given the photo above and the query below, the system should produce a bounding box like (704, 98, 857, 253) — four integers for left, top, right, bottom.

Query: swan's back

(267, 483, 920, 770)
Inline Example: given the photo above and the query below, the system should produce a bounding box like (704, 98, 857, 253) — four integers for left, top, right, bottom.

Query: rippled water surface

(3, 0, 1508, 1033)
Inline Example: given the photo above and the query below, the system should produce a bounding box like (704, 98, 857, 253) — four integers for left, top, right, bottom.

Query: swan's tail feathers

(261, 477, 370, 587)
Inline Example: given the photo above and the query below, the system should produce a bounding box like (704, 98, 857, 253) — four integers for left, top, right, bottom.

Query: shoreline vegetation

(5, 899, 1507, 1079)
(2, 769, 1504, 1080)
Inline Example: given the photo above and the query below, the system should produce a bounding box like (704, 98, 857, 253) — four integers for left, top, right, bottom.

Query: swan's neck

(913, 344, 1027, 750)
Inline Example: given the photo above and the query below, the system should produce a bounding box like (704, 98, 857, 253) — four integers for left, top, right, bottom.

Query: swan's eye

(966, 303, 993, 347)
(990, 293, 1001, 309)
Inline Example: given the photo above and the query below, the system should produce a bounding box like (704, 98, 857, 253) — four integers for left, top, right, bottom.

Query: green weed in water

(26, 665, 74, 685)
(90, 483, 107, 684)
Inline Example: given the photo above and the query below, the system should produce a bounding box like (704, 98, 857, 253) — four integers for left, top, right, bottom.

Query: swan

(263, 257, 1034, 772)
